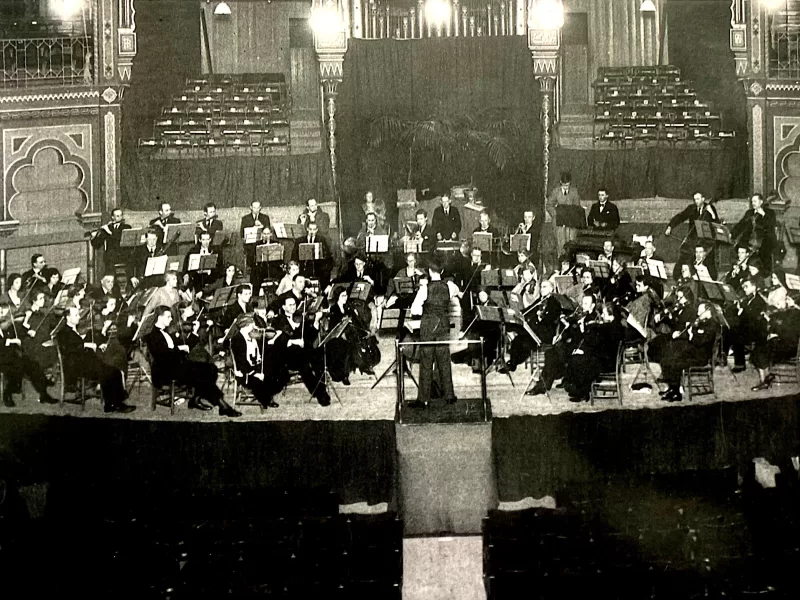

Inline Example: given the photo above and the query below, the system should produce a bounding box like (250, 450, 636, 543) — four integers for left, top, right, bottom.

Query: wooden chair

(681, 333, 720, 402)
(229, 349, 263, 412)
(767, 336, 800, 385)
(590, 343, 624, 407)
(140, 344, 181, 414)
(55, 340, 93, 409)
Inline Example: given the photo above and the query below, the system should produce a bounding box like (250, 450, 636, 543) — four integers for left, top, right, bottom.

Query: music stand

(210, 286, 236, 311)
(372, 309, 419, 390)
(551, 274, 574, 295)
(256, 243, 284, 281)
(587, 260, 612, 280)
(403, 239, 423, 254)
(163, 222, 195, 246)
(500, 269, 517, 287)
(242, 225, 264, 245)
(472, 232, 493, 253)
(646, 259, 668, 280)
(120, 228, 146, 248)
(349, 282, 372, 302)
(311, 316, 351, 405)
(132, 311, 157, 343)
(695, 221, 732, 245)
(481, 269, 500, 287)
(510, 234, 531, 252)
(556, 204, 587, 229)
(475, 305, 515, 385)
(61, 268, 81, 286)
(144, 255, 168, 278)
(167, 255, 184, 272)
(393, 277, 415, 297)
(786, 273, 800, 291)
(489, 291, 508, 307)
(187, 253, 218, 272)
(213, 230, 235, 247)
(365, 234, 389, 254)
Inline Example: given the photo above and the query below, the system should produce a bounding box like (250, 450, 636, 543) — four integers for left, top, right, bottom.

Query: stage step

(556, 113, 594, 150)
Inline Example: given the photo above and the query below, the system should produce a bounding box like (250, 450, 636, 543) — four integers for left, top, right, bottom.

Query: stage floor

(1, 336, 798, 422)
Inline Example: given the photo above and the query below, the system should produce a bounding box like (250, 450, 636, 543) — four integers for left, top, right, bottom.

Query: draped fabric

(0, 415, 395, 506)
(591, 0, 668, 67)
(493, 396, 800, 502)
(551, 146, 748, 201)
(120, 152, 335, 210)
(338, 37, 541, 236)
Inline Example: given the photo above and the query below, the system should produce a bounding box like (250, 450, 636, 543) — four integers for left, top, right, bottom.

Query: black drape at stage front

(493, 396, 800, 502)
(120, 152, 335, 210)
(0, 416, 395, 506)
(338, 37, 541, 235)
(551, 146, 747, 201)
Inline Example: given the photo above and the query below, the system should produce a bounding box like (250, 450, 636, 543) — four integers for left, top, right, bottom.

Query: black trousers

(73, 355, 126, 406)
(0, 350, 49, 398)
(283, 347, 327, 399)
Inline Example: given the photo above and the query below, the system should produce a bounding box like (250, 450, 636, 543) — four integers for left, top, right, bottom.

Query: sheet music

(366, 234, 389, 253)
(273, 223, 288, 239)
(187, 254, 202, 271)
(61, 267, 81, 286)
(694, 264, 713, 282)
(243, 226, 263, 244)
(646, 259, 667, 280)
(144, 255, 168, 277)
(787, 273, 800, 291)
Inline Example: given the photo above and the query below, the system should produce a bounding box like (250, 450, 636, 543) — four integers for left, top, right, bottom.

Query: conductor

(408, 255, 458, 407)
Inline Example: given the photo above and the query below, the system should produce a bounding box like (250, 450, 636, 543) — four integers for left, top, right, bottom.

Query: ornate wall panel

(3, 125, 93, 224)
(752, 103, 765, 193)
(773, 115, 800, 203)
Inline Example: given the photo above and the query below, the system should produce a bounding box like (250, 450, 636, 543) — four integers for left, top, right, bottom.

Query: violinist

(649, 285, 697, 363)
(128, 229, 166, 290)
(142, 270, 181, 316)
(562, 301, 625, 403)
(726, 277, 768, 373)
(674, 243, 716, 281)
(270, 274, 308, 315)
(658, 301, 720, 402)
(21, 290, 57, 371)
(92, 294, 129, 374)
(579, 268, 603, 301)
(231, 315, 281, 407)
(385, 252, 424, 308)
(21, 254, 48, 292)
(750, 289, 800, 391)
(607, 258, 635, 305)
(459, 247, 491, 305)
(338, 252, 377, 288)
(512, 251, 537, 282)
(90, 208, 131, 272)
(625, 275, 660, 342)
(275, 261, 301, 296)
(55, 306, 134, 413)
(636, 240, 664, 296)
(272, 295, 331, 407)
(723, 246, 751, 291)
(326, 287, 356, 384)
(42, 267, 63, 302)
(1, 301, 57, 407)
(1, 273, 24, 311)
(223, 284, 253, 329)
(456, 287, 500, 374)
(597, 239, 616, 264)
(527, 293, 598, 396)
(674, 263, 699, 301)
(507, 279, 561, 373)
(89, 274, 123, 304)
(513, 265, 540, 308)
(145, 305, 240, 417)
(731, 193, 777, 275)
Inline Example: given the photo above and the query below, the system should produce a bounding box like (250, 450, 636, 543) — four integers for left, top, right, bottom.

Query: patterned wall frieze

(0, 107, 100, 121)
(766, 83, 800, 92)
(3, 125, 93, 221)
(768, 99, 800, 108)
(104, 111, 118, 210)
(772, 116, 800, 203)
(752, 103, 765, 193)
(0, 90, 100, 105)
(102, 0, 115, 81)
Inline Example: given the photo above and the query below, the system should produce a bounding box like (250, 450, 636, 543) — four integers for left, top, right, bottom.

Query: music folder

(587, 260, 611, 280)
(403, 239, 423, 254)
(61, 267, 81, 286)
(120, 227, 146, 248)
(555, 204, 587, 229)
(365, 234, 389, 253)
(256, 243, 284, 263)
(213, 230, 234, 246)
(472, 232, 493, 252)
(393, 277, 415, 296)
(510, 233, 531, 252)
(349, 282, 372, 302)
(188, 253, 218, 272)
(489, 290, 508, 307)
(163, 222, 195, 246)
(144, 255, 169, 277)
(242, 225, 263, 244)
(695, 221, 732, 244)
(694, 264, 713, 283)
(786, 273, 800, 291)
(132, 311, 157, 343)
(299, 243, 323, 261)
(646, 259, 668, 280)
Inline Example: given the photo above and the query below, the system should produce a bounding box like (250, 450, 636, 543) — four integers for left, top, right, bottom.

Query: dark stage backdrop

(0, 416, 395, 506)
(493, 396, 800, 502)
(338, 37, 542, 236)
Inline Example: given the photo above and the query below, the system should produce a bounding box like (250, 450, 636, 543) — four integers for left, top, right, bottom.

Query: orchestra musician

(432, 194, 462, 242)
(195, 202, 223, 238)
(473, 210, 499, 237)
(90, 208, 131, 272)
(21, 254, 48, 292)
(663, 192, 719, 258)
(206, 263, 245, 297)
(291, 222, 333, 287)
(240, 200, 272, 277)
(231, 315, 281, 408)
(597, 239, 616, 264)
(658, 301, 720, 402)
(384, 252, 424, 308)
(142, 270, 181, 316)
(271, 273, 309, 314)
(20, 290, 57, 371)
(726, 277, 768, 373)
(355, 212, 389, 254)
(516, 210, 540, 263)
(128, 229, 166, 289)
(149, 201, 181, 230)
(724, 246, 752, 290)
(587, 189, 620, 231)
(731, 193, 777, 275)
(750, 289, 800, 391)
(649, 285, 697, 363)
(271, 294, 332, 407)
(562, 301, 625, 403)
(275, 261, 301, 296)
(42, 267, 63, 301)
(512, 250, 537, 282)
(145, 305, 240, 417)
(89, 274, 123, 304)
(674, 243, 717, 281)
(455, 286, 499, 373)
(298, 198, 331, 235)
(361, 191, 388, 231)
(223, 284, 253, 329)
(184, 230, 220, 288)
(1, 301, 57, 407)
(408, 209, 436, 252)
(0, 273, 24, 311)
(606, 259, 636, 305)
(408, 257, 458, 407)
(55, 305, 134, 413)
(547, 171, 581, 253)
(507, 279, 561, 372)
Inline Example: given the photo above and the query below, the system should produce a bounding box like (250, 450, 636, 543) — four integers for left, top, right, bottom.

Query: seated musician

(674, 243, 717, 281)
(726, 277, 767, 373)
(750, 290, 800, 391)
(562, 301, 625, 403)
(1, 273, 23, 311)
(272, 295, 331, 407)
(362, 191, 388, 231)
(270, 274, 308, 314)
(385, 252, 424, 308)
(528, 293, 599, 396)
(516, 211, 539, 265)
(674, 263, 699, 300)
(143, 270, 181, 316)
(597, 239, 615, 264)
(326, 286, 380, 382)
(231, 315, 281, 408)
(473, 210, 498, 237)
(514, 265, 540, 308)
(746, 256, 769, 289)
(606, 259, 635, 305)
(91, 294, 131, 375)
(291, 222, 333, 287)
(356, 212, 389, 249)
(149, 201, 181, 230)
(184, 231, 220, 288)
(55, 306, 134, 413)
(297, 198, 330, 236)
(724, 246, 751, 290)
(42, 267, 63, 301)
(146, 305, 240, 417)
(338, 252, 377, 287)
(22, 254, 49, 292)
(89, 274, 123, 304)
(128, 229, 166, 290)
(512, 251, 537, 282)
(1, 301, 56, 407)
(658, 301, 720, 402)
(453, 287, 499, 373)
(637, 240, 659, 266)
(731, 193, 777, 276)
(507, 279, 561, 373)
(21, 290, 57, 371)
(626, 275, 660, 342)
(223, 284, 253, 329)
(579, 268, 603, 300)
(275, 261, 301, 296)
(205, 263, 245, 296)
(649, 285, 697, 363)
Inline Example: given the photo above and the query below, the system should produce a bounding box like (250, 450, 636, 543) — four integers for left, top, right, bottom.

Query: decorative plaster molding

(766, 83, 800, 92)
(752, 104, 764, 192)
(104, 112, 117, 210)
(0, 107, 99, 120)
(0, 90, 99, 104)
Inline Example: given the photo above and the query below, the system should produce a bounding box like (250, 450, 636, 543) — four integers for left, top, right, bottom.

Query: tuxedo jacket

(432, 205, 462, 240)
(240, 212, 272, 243)
(145, 327, 186, 387)
(223, 301, 252, 329)
(587, 201, 620, 231)
(195, 217, 224, 238)
(128, 244, 167, 280)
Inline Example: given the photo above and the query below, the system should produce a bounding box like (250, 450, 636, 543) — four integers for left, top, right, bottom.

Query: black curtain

(493, 396, 800, 502)
(338, 37, 541, 236)
(0, 416, 395, 506)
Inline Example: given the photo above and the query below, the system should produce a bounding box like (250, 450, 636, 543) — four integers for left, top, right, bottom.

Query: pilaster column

(528, 22, 561, 200)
